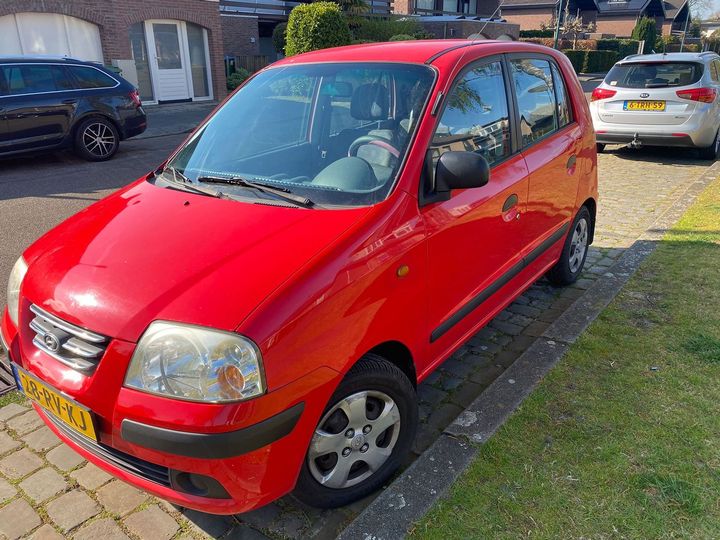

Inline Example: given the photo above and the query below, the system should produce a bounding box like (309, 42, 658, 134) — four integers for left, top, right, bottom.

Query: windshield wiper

(162, 166, 235, 200)
(197, 175, 314, 208)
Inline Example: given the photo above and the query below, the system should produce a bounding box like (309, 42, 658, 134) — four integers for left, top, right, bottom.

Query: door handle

(502, 194, 521, 222)
(62, 99, 78, 105)
(566, 154, 577, 171)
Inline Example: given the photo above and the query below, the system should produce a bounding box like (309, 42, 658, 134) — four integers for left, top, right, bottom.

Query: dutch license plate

(624, 100, 665, 111)
(12, 364, 97, 441)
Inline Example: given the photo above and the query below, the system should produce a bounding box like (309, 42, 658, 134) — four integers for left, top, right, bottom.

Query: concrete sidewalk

(137, 101, 219, 140)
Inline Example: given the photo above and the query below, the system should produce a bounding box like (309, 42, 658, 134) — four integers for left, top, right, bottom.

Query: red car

(2, 40, 597, 514)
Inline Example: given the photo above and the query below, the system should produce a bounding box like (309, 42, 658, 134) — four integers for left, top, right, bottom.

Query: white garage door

(0, 13, 103, 62)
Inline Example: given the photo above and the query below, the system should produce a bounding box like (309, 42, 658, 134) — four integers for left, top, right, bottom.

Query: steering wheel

(348, 135, 401, 161)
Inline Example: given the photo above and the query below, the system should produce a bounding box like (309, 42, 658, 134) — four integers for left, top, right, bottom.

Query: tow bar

(628, 132, 643, 149)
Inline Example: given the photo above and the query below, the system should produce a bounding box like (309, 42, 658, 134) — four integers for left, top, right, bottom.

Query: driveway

(0, 132, 714, 539)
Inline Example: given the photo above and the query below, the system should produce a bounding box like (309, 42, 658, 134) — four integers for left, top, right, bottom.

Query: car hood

(22, 179, 371, 342)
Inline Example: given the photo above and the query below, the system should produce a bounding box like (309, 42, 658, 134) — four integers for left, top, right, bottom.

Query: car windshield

(605, 62, 704, 89)
(163, 62, 435, 207)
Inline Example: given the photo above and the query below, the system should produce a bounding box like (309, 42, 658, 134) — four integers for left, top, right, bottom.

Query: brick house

(500, 0, 689, 38)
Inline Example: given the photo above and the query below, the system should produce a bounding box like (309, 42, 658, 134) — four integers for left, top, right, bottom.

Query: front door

(422, 58, 528, 355)
(146, 21, 191, 102)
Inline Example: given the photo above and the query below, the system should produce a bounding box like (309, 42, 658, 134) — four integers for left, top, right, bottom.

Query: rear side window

(0, 65, 73, 95)
(432, 61, 511, 166)
(68, 66, 118, 89)
(510, 58, 558, 148)
(551, 63, 572, 128)
(605, 62, 703, 88)
(711, 60, 720, 82)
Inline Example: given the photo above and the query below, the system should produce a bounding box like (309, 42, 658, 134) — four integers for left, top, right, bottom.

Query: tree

(272, 22, 287, 54)
(332, 0, 370, 15)
(631, 16, 657, 53)
(285, 2, 352, 56)
(561, 3, 596, 48)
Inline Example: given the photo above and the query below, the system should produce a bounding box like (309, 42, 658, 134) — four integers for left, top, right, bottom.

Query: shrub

(285, 2, 351, 56)
(389, 33, 415, 41)
(562, 50, 619, 73)
(519, 29, 554, 38)
(352, 17, 423, 42)
(584, 50, 619, 72)
(596, 38, 619, 51)
(563, 49, 586, 73)
(226, 68, 251, 91)
(618, 39, 640, 57)
(631, 16, 657, 54)
(272, 22, 287, 54)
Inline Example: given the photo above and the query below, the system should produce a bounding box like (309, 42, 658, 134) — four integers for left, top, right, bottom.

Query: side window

(551, 63, 572, 128)
(711, 61, 719, 82)
(68, 66, 117, 89)
(0, 68, 7, 95)
(510, 59, 558, 147)
(1, 65, 72, 95)
(431, 61, 511, 167)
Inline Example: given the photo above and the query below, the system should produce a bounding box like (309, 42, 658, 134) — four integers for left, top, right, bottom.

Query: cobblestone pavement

(0, 145, 712, 540)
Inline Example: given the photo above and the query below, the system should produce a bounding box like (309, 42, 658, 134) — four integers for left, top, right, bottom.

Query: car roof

(272, 39, 559, 67)
(0, 55, 96, 64)
(619, 52, 719, 64)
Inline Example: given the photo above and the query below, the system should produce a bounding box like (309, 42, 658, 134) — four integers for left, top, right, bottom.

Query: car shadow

(601, 144, 711, 166)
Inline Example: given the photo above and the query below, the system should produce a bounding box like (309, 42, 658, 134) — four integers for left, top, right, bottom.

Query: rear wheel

(74, 116, 119, 161)
(294, 354, 417, 508)
(698, 129, 720, 161)
(547, 206, 591, 287)
(596, 143, 605, 153)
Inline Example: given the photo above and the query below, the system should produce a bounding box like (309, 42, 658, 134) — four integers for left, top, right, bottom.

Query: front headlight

(125, 322, 265, 403)
(6, 256, 28, 327)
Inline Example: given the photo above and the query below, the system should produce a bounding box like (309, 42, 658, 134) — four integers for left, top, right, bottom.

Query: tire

(294, 354, 417, 508)
(596, 143, 605, 153)
(547, 206, 592, 287)
(74, 116, 119, 161)
(698, 129, 720, 161)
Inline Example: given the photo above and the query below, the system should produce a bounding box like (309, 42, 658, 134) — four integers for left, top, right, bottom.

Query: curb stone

(340, 159, 720, 540)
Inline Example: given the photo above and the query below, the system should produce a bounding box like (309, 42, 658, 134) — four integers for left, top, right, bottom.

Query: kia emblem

(43, 332, 61, 353)
(640, 92, 649, 98)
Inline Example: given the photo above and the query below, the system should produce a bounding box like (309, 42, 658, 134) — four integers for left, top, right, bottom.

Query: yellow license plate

(14, 365, 97, 441)
(624, 100, 666, 111)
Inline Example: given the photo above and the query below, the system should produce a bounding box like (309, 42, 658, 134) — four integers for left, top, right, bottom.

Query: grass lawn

(414, 178, 720, 539)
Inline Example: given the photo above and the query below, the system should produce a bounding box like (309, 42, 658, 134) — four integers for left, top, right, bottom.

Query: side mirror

(435, 151, 490, 194)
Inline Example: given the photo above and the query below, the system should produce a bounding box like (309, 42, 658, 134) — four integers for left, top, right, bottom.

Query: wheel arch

(581, 197, 597, 245)
(364, 341, 417, 389)
(71, 112, 122, 142)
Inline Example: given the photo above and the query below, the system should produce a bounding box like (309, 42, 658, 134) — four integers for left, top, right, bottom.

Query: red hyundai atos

(2, 40, 597, 514)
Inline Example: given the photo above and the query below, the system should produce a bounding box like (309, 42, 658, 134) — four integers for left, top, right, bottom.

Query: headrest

(351, 83, 389, 120)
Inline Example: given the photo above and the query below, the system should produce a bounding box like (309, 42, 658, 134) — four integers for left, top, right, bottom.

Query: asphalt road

(0, 134, 186, 309)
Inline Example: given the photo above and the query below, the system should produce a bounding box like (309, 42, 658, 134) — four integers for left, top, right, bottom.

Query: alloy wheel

(82, 122, 116, 158)
(307, 390, 401, 489)
(568, 218, 588, 273)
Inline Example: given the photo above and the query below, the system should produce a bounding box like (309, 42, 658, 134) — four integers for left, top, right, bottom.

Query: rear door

(508, 55, 581, 263)
(597, 61, 707, 126)
(0, 63, 76, 153)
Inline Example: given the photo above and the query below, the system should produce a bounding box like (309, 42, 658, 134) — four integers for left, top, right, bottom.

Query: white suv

(590, 52, 720, 160)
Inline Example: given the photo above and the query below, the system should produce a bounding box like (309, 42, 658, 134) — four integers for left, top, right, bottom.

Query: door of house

(145, 20, 191, 102)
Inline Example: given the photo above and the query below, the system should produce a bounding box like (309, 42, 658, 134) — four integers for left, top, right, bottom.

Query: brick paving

(0, 146, 712, 539)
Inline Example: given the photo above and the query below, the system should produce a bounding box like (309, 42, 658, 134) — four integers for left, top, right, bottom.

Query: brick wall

(221, 14, 260, 56)
(501, 7, 554, 31)
(0, 0, 227, 100)
(595, 15, 638, 38)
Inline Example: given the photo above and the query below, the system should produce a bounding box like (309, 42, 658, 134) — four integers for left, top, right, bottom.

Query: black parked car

(0, 56, 147, 161)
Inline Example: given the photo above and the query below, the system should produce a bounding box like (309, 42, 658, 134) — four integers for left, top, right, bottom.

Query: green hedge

(227, 68, 251, 91)
(563, 50, 586, 73)
(389, 34, 415, 41)
(351, 17, 424, 42)
(563, 49, 619, 73)
(596, 38, 640, 57)
(519, 29, 554, 38)
(285, 2, 351, 56)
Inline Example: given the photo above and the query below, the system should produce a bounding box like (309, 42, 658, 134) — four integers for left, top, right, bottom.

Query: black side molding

(430, 222, 570, 343)
(121, 402, 305, 459)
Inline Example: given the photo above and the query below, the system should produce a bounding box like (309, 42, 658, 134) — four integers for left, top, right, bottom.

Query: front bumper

(2, 307, 340, 514)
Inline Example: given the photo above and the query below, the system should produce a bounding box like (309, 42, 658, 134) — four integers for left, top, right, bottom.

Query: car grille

(45, 412, 171, 488)
(29, 305, 108, 373)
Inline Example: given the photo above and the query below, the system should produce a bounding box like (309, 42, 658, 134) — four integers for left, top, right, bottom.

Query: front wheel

(698, 129, 720, 161)
(547, 206, 592, 287)
(294, 354, 417, 508)
(74, 116, 119, 161)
